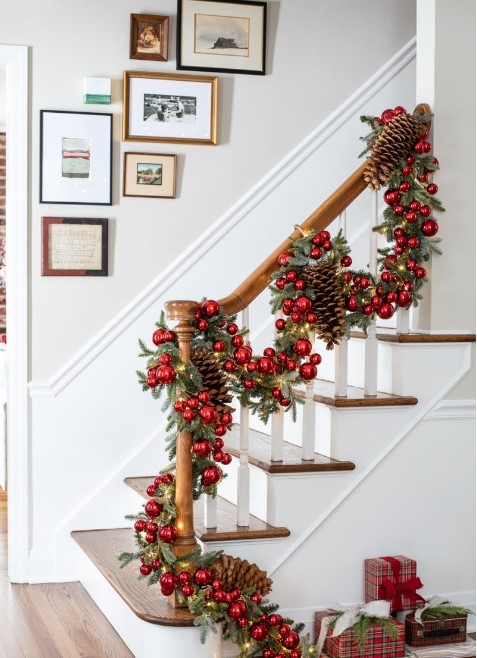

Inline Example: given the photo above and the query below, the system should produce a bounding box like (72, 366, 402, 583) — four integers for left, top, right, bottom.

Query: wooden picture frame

(177, 0, 267, 75)
(123, 152, 177, 198)
(40, 110, 112, 205)
(130, 14, 169, 61)
(122, 70, 218, 145)
(41, 217, 108, 276)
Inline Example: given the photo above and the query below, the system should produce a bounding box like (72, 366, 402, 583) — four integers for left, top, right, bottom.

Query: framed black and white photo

(40, 110, 112, 205)
(123, 152, 177, 198)
(177, 0, 267, 75)
(122, 70, 218, 144)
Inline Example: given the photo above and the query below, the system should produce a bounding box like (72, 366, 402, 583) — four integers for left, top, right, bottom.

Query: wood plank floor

(0, 488, 134, 658)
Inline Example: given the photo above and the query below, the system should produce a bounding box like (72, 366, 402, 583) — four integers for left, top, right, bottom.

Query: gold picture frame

(130, 14, 169, 62)
(123, 152, 177, 199)
(122, 70, 218, 145)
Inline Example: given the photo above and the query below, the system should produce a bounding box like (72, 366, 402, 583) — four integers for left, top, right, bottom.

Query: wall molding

(425, 399, 475, 421)
(28, 38, 416, 400)
(268, 343, 472, 576)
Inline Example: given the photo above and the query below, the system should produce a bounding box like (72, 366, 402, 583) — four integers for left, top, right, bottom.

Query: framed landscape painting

(123, 152, 177, 198)
(122, 70, 218, 145)
(40, 110, 112, 205)
(177, 0, 267, 75)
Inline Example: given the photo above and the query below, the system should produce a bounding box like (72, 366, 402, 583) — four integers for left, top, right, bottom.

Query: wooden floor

(0, 488, 134, 658)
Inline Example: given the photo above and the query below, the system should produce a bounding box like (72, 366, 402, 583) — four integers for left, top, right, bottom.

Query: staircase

(71, 106, 475, 656)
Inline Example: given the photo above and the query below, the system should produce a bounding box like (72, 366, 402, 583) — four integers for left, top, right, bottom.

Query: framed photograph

(123, 70, 218, 145)
(41, 217, 108, 276)
(123, 152, 177, 198)
(130, 14, 169, 61)
(40, 110, 112, 205)
(177, 0, 267, 75)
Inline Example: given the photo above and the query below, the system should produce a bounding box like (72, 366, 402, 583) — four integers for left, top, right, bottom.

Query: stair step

(226, 426, 355, 473)
(124, 478, 290, 542)
(351, 330, 476, 343)
(71, 528, 195, 627)
(296, 380, 418, 407)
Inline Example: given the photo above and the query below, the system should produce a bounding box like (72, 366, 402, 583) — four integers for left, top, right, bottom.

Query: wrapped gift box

(405, 612, 468, 647)
(365, 555, 424, 613)
(314, 610, 405, 658)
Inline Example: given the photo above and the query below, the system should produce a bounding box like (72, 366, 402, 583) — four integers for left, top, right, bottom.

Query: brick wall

(0, 133, 5, 330)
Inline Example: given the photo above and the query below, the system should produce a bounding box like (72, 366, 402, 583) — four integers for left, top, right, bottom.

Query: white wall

(0, 67, 5, 130)
(0, 0, 416, 379)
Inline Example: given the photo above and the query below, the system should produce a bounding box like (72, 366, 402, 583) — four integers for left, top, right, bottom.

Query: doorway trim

(0, 44, 29, 581)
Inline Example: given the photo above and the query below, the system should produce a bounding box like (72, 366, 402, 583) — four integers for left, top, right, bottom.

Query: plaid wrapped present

(314, 607, 405, 658)
(365, 555, 425, 613)
(405, 612, 468, 647)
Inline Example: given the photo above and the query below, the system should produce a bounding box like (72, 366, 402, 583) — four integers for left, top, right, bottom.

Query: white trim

(28, 38, 416, 399)
(268, 343, 472, 576)
(0, 45, 29, 583)
(425, 399, 476, 421)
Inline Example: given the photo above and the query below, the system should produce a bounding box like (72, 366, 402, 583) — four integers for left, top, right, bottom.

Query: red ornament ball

(250, 591, 262, 605)
(421, 219, 439, 236)
(194, 567, 212, 586)
(221, 453, 232, 465)
(290, 650, 302, 658)
(160, 572, 178, 590)
(341, 255, 352, 267)
(159, 353, 173, 366)
(257, 356, 274, 374)
(293, 338, 312, 357)
(267, 613, 284, 626)
(146, 484, 156, 497)
(278, 251, 293, 267)
(201, 466, 222, 487)
(286, 270, 298, 282)
(310, 246, 322, 259)
(381, 108, 396, 123)
(278, 624, 291, 638)
(159, 524, 177, 543)
(377, 303, 395, 320)
(309, 353, 322, 365)
(134, 519, 146, 532)
(282, 631, 300, 650)
(140, 563, 152, 576)
(250, 622, 269, 642)
(227, 323, 238, 335)
(397, 290, 412, 307)
(197, 319, 209, 331)
(221, 412, 233, 425)
(419, 204, 432, 217)
(276, 277, 287, 290)
(299, 363, 317, 381)
(213, 340, 226, 353)
(295, 296, 312, 313)
(223, 360, 236, 373)
(232, 335, 244, 348)
(228, 600, 247, 620)
(152, 329, 165, 345)
(179, 571, 192, 584)
(181, 583, 194, 597)
(199, 405, 218, 424)
(415, 267, 427, 279)
(405, 212, 418, 223)
(201, 299, 220, 318)
(193, 439, 212, 457)
(427, 183, 438, 195)
(182, 408, 195, 422)
(243, 379, 255, 390)
(145, 499, 162, 519)
(263, 650, 277, 658)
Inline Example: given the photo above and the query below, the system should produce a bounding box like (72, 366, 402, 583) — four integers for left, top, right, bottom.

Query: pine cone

(302, 260, 347, 350)
(211, 554, 272, 595)
(190, 348, 235, 415)
(364, 112, 421, 189)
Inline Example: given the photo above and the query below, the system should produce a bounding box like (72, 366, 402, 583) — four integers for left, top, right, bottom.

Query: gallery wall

(0, 0, 416, 379)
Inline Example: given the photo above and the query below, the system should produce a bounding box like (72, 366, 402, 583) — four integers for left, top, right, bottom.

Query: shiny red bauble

(227, 323, 238, 335)
(223, 360, 236, 372)
(267, 613, 284, 626)
(278, 251, 293, 266)
(221, 453, 232, 465)
(197, 319, 209, 331)
(201, 466, 222, 486)
(381, 108, 396, 123)
(179, 571, 192, 584)
(286, 270, 298, 282)
(427, 183, 438, 195)
(182, 408, 195, 422)
(194, 567, 212, 586)
(415, 267, 427, 279)
(202, 299, 220, 317)
(250, 591, 262, 605)
(232, 335, 244, 348)
(243, 379, 255, 389)
(401, 165, 413, 176)
(380, 272, 392, 283)
(278, 624, 291, 638)
(309, 353, 322, 365)
(322, 240, 333, 251)
(347, 295, 361, 312)
(279, 398, 291, 407)
(146, 484, 156, 497)
(407, 237, 420, 249)
(295, 296, 313, 313)
(199, 405, 218, 424)
(221, 412, 233, 426)
(405, 212, 418, 223)
(152, 329, 165, 345)
(384, 189, 401, 206)
(299, 363, 317, 381)
(384, 255, 397, 270)
(340, 256, 352, 268)
(213, 450, 225, 463)
(377, 303, 395, 320)
(295, 279, 306, 290)
(257, 356, 274, 374)
(156, 366, 176, 384)
(363, 305, 373, 316)
(145, 499, 162, 519)
(282, 631, 300, 649)
(181, 583, 194, 597)
(159, 353, 173, 366)
(186, 397, 199, 409)
(193, 439, 212, 458)
(140, 563, 152, 576)
(275, 318, 286, 331)
(421, 219, 439, 236)
(310, 247, 322, 259)
(419, 205, 432, 217)
(276, 277, 287, 290)
(262, 649, 277, 658)
(293, 338, 312, 357)
(399, 181, 410, 192)
(250, 622, 269, 641)
(290, 312, 303, 324)
(162, 330, 176, 343)
(397, 290, 412, 307)
(145, 531, 157, 544)
(134, 519, 146, 532)
(386, 291, 397, 303)
(290, 650, 302, 658)
(213, 340, 226, 352)
(228, 600, 247, 620)
(147, 372, 158, 388)
(159, 524, 177, 543)
(160, 572, 178, 589)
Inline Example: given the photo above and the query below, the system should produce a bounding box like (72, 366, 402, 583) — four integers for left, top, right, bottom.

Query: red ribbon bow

(378, 556, 425, 611)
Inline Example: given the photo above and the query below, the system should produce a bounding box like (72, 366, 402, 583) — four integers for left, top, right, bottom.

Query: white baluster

(396, 308, 410, 335)
(335, 210, 349, 397)
(270, 408, 284, 461)
(204, 494, 217, 528)
(365, 190, 379, 396)
(236, 307, 250, 526)
(302, 330, 316, 460)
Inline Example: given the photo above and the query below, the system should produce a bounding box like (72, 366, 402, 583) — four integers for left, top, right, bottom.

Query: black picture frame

(177, 0, 267, 75)
(40, 110, 113, 206)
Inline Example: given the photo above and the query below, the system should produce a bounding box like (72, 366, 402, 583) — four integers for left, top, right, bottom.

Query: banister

(218, 162, 368, 315)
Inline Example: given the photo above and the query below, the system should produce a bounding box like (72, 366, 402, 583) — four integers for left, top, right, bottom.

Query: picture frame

(123, 152, 177, 198)
(177, 0, 267, 75)
(130, 13, 169, 61)
(41, 217, 108, 276)
(40, 110, 112, 205)
(123, 70, 218, 145)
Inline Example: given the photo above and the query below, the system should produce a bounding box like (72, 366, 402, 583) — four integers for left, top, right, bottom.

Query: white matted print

(40, 110, 112, 205)
(177, 0, 266, 75)
(123, 152, 177, 198)
(123, 71, 218, 144)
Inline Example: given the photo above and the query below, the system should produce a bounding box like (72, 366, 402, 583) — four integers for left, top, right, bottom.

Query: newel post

(165, 300, 200, 565)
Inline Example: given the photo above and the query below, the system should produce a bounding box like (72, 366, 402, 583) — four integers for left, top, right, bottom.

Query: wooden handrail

(218, 162, 368, 315)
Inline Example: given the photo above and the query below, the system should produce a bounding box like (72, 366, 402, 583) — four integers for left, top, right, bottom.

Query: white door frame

(0, 44, 29, 582)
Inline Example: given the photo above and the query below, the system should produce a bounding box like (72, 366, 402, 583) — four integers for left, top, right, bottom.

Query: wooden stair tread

(124, 478, 290, 542)
(350, 330, 476, 343)
(296, 380, 417, 407)
(71, 528, 195, 627)
(226, 426, 355, 473)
